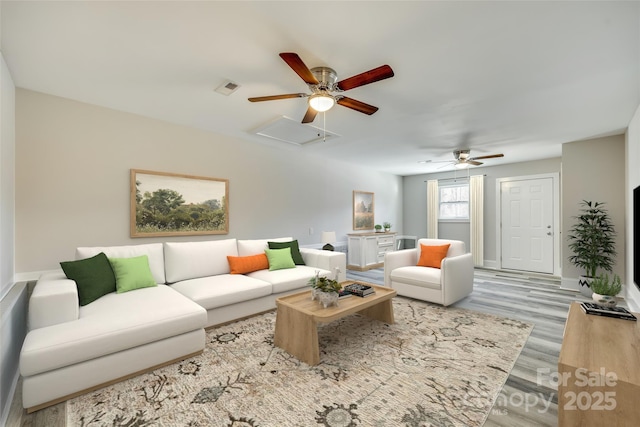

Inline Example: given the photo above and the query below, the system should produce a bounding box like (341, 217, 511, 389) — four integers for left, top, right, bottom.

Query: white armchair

(384, 238, 474, 306)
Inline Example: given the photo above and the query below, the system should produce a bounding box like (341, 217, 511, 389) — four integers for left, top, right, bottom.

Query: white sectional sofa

(20, 237, 346, 412)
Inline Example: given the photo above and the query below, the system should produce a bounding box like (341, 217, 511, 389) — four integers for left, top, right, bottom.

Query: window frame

(438, 181, 470, 222)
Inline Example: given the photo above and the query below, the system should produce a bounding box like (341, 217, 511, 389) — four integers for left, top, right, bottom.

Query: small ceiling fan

(248, 52, 394, 123)
(437, 149, 504, 169)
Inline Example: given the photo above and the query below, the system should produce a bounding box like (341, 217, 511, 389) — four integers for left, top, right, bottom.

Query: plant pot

(384, 228, 390, 232)
(578, 275, 594, 297)
(317, 291, 338, 308)
(592, 293, 617, 307)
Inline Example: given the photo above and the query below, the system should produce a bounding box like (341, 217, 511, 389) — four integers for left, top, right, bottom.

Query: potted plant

(590, 273, 622, 307)
(308, 274, 341, 307)
(374, 224, 383, 233)
(567, 200, 617, 297)
(383, 222, 391, 232)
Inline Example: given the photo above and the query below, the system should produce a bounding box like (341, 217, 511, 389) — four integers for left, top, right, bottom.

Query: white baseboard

(626, 286, 640, 312)
(483, 259, 497, 269)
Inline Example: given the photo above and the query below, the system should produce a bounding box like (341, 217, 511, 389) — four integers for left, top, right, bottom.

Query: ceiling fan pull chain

(323, 112, 327, 142)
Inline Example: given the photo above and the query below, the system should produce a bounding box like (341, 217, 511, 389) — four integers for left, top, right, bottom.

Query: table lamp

(321, 231, 336, 251)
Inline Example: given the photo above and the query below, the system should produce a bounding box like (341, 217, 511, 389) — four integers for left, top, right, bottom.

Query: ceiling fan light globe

(309, 94, 335, 112)
(454, 162, 469, 169)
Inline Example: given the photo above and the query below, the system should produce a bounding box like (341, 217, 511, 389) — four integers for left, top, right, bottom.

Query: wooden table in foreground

(558, 302, 640, 426)
(274, 281, 397, 366)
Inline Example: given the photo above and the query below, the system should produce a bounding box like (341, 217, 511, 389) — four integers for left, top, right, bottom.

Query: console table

(557, 302, 640, 426)
(347, 232, 396, 271)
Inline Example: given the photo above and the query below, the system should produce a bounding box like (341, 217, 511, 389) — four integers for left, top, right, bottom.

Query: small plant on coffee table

(311, 276, 341, 293)
(308, 275, 341, 308)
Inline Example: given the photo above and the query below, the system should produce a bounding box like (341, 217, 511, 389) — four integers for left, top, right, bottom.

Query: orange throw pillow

(416, 244, 450, 268)
(227, 253, 269, 274)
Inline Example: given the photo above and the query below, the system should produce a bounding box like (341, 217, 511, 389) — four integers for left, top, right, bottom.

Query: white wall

(626, 105, 640, 311)
(561, 135, 626, 290)
(1, 56, 15, 298)
(15, 89, 403, 277)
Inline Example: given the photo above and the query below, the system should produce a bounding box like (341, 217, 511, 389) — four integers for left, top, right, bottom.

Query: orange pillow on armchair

(416, 244, 450, 268)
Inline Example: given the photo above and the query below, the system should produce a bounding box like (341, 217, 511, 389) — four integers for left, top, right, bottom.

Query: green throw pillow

(60, 252, 116, 306)
(264, 247, 296, 271)
(268, 240, 305, 265)
(108, 255, 157, 293)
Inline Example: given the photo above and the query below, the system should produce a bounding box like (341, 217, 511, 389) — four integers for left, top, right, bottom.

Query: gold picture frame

(131, 169, 229, 237)
(353, 190, 374, 230)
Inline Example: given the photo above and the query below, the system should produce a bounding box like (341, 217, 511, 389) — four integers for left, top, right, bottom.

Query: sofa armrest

(299, 248, 346, 282)
(440, 253, 474, 306)
(29, 271, 79, 330)
(384, 249, 419, 286)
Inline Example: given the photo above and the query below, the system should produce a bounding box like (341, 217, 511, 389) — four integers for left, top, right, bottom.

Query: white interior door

(500, 177, 554, 274)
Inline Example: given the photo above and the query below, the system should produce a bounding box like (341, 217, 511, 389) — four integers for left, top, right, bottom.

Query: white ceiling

(2, 1, 639, 176)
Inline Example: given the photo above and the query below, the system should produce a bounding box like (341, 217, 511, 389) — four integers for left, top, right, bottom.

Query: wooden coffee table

(274, 281, 397, 366)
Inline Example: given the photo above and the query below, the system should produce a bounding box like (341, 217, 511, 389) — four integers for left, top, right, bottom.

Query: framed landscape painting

(353, 191, 374, 230)
(131, 169, 229, 237)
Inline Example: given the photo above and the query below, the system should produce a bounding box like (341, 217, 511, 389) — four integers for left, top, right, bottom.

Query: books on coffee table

(343, 283, 375, 297)
(338, 290, 353, 299)
(580, 302, 637, 321)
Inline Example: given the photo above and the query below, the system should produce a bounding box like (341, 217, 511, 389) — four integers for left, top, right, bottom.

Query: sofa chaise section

(21, 273, 206, 412)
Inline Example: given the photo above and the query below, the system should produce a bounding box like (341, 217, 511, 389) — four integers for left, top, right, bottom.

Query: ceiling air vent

(253, 116, 340, 146)
(215, 80, 240, 96)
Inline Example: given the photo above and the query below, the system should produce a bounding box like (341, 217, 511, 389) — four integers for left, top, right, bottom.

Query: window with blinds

(439, 183, 469, 220)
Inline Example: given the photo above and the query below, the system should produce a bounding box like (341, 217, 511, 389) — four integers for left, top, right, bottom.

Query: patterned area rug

(67, 297, 532, 426)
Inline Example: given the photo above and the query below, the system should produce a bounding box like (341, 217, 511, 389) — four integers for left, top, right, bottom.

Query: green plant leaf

(567, 200, 617, 278)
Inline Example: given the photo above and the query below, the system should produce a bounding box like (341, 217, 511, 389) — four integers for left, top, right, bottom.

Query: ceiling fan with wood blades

(436, 149, 504, 169)
(248, 52, 394, 123)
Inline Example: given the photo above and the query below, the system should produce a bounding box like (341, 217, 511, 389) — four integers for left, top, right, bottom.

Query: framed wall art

(131, 169, 229, 237)
(353, 190, 374, 230)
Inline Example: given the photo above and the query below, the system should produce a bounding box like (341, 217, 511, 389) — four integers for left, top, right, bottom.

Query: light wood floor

(12, 268, 604, 426)
(347, 267, 610, 427)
